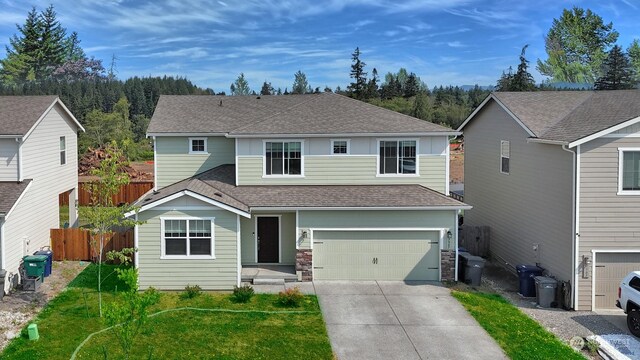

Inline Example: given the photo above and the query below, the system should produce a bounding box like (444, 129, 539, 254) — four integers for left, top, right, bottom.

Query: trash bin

(22, 255, 47, 282)
(458, 250, 471, 282)
(535, 276, 558, 308)
(516, 264, 544, 297)
(0, 269, 5, 301)
(464, 255, 486, 286)
(34, 248, 53, 277)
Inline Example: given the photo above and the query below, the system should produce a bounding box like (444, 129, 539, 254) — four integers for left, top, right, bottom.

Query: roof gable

(0, 96, 84, 137)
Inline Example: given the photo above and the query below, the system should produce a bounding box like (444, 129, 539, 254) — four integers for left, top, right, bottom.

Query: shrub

(180, 285, 202, 299)
(231, 284, 255, 303)
(277, 286, 304, 307)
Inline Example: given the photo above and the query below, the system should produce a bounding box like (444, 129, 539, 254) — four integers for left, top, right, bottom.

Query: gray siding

(155, 136, 235, 188)
(0, 139, 17, 181)
(577, 136, 640, 309)
(137, 209, 238, 290)
(463, 100, 573, 283)
(3, 104, 79, 289)
(240, 212, 296, 265)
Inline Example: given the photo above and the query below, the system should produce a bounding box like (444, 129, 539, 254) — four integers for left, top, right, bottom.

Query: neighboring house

(0, 96, 84, 293)
(130, 93, 469, 290)
(458, 90, 640, 311)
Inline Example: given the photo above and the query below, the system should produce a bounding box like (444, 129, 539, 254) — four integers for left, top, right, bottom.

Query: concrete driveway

(315, 281, 507, 360)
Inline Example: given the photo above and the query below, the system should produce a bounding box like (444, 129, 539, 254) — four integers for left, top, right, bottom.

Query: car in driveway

(617, 271, 640, 337)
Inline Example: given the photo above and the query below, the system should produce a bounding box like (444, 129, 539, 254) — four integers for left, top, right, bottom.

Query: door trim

(255, 215, 282, 264)
(591, 249, 640, 310)
(310, 227, 447, 281)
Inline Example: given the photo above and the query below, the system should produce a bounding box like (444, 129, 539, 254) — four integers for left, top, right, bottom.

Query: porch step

(253, 278, 285, 285)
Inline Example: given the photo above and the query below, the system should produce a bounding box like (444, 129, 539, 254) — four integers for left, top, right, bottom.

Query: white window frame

(60, 136, 66, 165)
(376, 138, 419, 177)
(262, 139, 305, 178)
(160, 217, 215, 259)
(188, 137, 208, 154)
(617, 147, 640, 195)
(330, 139, 350, 155)
(500, 140, 510, 175)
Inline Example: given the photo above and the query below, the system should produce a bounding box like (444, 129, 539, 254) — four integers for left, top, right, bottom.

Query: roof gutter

(250, 205, 472, 211)
(527, 138, 568, 146)
(228, 132, 462, 138)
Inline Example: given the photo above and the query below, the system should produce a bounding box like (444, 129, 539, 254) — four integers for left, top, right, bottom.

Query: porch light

(301, 230, 308, 239)
(447, 231, 453, 249)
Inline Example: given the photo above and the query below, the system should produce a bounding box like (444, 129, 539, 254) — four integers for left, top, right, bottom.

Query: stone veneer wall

(295, 249, 313, 281)
(440, 249, 456, 281)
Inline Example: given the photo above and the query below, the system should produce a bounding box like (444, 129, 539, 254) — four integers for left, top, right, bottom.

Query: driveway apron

(315, 281, 507, 360)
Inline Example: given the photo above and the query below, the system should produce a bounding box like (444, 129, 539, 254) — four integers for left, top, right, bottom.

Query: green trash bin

(23, 255, 47, 282)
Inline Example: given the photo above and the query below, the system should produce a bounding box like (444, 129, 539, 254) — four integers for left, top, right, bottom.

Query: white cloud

(447, 41, 465, 48)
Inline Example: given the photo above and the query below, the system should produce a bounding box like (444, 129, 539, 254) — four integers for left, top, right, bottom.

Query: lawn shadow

(67, 263, 129, 292)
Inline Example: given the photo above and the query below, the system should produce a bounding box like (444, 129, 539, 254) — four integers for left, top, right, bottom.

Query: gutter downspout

(15, 138, 23, 182)
(152, 136, 158, 191)
(562, 144, 577, 310)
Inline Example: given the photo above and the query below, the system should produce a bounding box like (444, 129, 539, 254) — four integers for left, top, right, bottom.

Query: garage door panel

(595, 253, 640, 309)
(313, 231, 440, 281)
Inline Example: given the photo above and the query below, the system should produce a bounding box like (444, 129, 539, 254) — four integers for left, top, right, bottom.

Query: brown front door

(257, 217, 279, 263)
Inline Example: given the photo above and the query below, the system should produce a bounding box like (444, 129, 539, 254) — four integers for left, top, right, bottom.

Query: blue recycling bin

(34, 248, 53, 277)
(516, 264, 544, 297)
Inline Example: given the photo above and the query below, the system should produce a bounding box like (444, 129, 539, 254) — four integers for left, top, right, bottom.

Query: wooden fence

(458, 225, 490, 257)
(59, 181, 153, 206)
(50, 227, 134, 261)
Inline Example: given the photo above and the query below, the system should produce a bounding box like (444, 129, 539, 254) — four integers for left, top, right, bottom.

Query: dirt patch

(450, 150, 463, 184)
(0, 261, 87, 351)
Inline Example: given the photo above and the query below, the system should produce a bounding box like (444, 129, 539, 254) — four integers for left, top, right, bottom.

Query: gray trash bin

(464, 255, 486, 286)
(535, 276, 558, 308)
(0, 269, 5, 301)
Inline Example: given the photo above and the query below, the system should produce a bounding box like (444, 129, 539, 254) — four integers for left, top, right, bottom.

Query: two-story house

(459, 90, 640, 311)
(0, 96, 83, 293)
(130, 93, 469, 290)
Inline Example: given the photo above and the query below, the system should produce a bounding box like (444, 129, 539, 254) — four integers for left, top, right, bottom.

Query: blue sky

(0, 0, 638, 92)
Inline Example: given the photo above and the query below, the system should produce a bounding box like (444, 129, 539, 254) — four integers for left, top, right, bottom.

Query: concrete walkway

(254, 281, 506, 360)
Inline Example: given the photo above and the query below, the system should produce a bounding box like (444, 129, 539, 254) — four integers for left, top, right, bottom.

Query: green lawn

(452, 290, 584, 360)
(58, 206, 92, 228)
(3, 264, 333, 360)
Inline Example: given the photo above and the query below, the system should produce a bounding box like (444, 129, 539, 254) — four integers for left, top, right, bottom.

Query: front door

(257, 217, 279, 263)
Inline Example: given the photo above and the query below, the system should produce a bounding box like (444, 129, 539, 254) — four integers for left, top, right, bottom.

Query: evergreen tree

(404, 73, 419, 98)
(497, 45, 536, 91)
(276, 87, 282, 95)
(292, 70, 308, 94)
(260, 81, 274, 95)
(365, 68, 379, 99)
(36, 5, 67, 79)
(0, 7, 41, 83)
(594, 45, 636, 90)
(537, 7, 618, 83)
(628, 40, 640, 84)
(412, 92, 433, 121)
(63, 31, 86, 61)
(347, 47, 367, 100)
(230, 73, 250, 95)
(323, 85, 332, 93)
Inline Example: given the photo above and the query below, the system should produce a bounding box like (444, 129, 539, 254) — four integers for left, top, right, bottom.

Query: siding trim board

(22, 99, 85, 141)
(575, 144, 582, 310)
(128, 190, 251, 218)
(591, 250, 640, 310)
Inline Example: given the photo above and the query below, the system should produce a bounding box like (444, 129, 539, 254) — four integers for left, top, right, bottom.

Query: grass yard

(2, 264, 333, 360)
(452, 290, 584, 360)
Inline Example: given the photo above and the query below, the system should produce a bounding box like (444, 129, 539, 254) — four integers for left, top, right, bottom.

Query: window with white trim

(500, 140, 510, 174)
(331, 140, 349, 155)
(189, 138, 207, 154)
(60, 136, 66, 165)
(379, 140, 416, 174)
(163, 219, 214, 257)
(265, 141, 302, 175)
(619, 149, 640, 194)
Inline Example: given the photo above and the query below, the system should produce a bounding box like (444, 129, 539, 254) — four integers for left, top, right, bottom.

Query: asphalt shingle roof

(0, 180, 31, 215)
(489, 90, 640, 143)
(148, 93, 453, 135)
(0, 96, 58, 135)
(136, 165, 467, 212)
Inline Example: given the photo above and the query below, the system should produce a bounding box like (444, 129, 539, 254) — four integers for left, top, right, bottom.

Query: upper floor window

(331, 140, 349, 155)
(189, 137, 207, 154)
(265, 141, 302, 176)
(379, 140, 417, 175)
(59, 136, 66, 165)
(162, 218, 214, 259)
(500, 140, 510, 174)
(618, 148, 640, 195)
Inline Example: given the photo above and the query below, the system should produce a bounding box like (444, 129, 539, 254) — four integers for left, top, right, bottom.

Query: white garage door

(313, 230, 440, 281)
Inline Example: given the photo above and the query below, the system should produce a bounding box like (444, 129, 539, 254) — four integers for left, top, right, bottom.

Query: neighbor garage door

(313, 230, 440, 281)
(595, 253, 640, 309)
